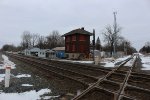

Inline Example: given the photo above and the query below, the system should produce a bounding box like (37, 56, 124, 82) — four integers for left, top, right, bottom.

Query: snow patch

(104, 62, 115, 67)
(15, 74, 31, 78)
(0, 89, 52, 100)
(141, 56, 150, 70)
(42, 95, 59, 99)
(124, 59, 134, 66)
(21, 84, 33, 87)
(142, 64, 150, 70)
(103, 56, 131, 67)
(115, 56, 131, 63)
(58, 59, 93, 64)
(1, 55, 16, 69)
(0, 74, 6, 82)
(72, 61, 93, 64)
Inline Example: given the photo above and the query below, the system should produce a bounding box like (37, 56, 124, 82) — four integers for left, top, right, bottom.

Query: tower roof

(62, 28, 93, 37)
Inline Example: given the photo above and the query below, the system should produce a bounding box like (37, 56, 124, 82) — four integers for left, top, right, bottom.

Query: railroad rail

(6, 53, 150, 100)
(73, 55, 150, 100)
(7, 53, 110, 86)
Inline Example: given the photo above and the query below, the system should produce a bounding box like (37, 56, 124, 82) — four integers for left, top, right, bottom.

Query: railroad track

(8, 54, 112, 76)
(73, 55, 150, 100)
(7, 53, 150, 100)
(8, 54, 96, 86)
(7, 53, 130, 86)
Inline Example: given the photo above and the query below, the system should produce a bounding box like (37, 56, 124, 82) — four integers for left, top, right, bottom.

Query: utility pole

(93, 29, 95, 63)
(113, 12, 117, 57)
(124, 42, 127, 55)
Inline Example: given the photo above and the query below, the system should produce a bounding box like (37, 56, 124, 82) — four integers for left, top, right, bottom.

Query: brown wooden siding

(65, 34, 90, 56)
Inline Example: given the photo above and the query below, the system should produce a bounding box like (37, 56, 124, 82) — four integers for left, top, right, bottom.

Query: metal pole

(113, 12, 117, 57)
(124, 42, 126, 55)
(124, 42, 127, 55)
(93, 29, 95, 63)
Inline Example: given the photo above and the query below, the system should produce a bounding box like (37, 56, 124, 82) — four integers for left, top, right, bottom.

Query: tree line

(1, 30, 65, 51)
(139, 42, 150, 53)
(94, 24, 137, 55)
(0, 12, 138, 55)
(1, 27, 137, 55)
(20, 30, 65, 49)
(1, 15, 137, 56)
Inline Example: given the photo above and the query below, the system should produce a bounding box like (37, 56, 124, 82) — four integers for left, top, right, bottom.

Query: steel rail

(7, 53, 150, 100)
(9, 54, 91, 86)
(7, 53, 100, 85)
(9, 54, 109, 80)
(12, 54, 98, 80)
(115, 56, 137, 100)
(72, 56, 133, 100)
(18, 54, 112, 72)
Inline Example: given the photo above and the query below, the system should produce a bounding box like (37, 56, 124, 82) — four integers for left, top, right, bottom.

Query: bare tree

(1, 44, 16, 51)
(31, 33, 39, 47)
(47, 30, 64, 49)
(102, 25, 122, 56)
(117, 39, 130, 53)
(37, 36, 47, 49)
(145, 42, 150, 47)
(140, 42, 150, 53)
(21, 31, 32, 49)
(20, 30, 64, 49)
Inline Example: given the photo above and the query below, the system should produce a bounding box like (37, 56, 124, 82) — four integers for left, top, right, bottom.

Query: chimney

(81, 27, 84, 30)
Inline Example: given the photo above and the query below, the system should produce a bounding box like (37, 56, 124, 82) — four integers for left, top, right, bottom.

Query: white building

(23, 48, 48, 58)
(46, 50, 56, 59)
(23, 49, 31, 56)
(38, 49, 49, 58)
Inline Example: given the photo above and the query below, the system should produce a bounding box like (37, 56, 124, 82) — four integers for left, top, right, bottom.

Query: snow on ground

(57, 59, 94, 64)
(104, 62, 115, 67)
(15, 74, 31, 78)
(103, 55, 131, 67)
(0, 74, 5, 82)
(115, 55, 131, 63)
(124, 56, 136, 66)
(140, 56, 150, 70)
(71, 61, 93, 63)
(57, 56, 131, 67)
(43, 96, 59, 99)
(21, 84, 33, 87)
(0, 55, 58, 100)
(1, 55, 16, 69)
(135, 53, 144, 57)
(0, 89, 55, 100)
(124, 59, 133, 66)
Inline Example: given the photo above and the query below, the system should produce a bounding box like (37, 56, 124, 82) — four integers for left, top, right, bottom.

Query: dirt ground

(0, 52, 86, 100)
(1, 52, 150, 100)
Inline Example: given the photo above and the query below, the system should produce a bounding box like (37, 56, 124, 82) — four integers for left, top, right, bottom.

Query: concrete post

(5, 66, 11, 87)
(77, 90, 81, 96)
(95, 56, 100, 65)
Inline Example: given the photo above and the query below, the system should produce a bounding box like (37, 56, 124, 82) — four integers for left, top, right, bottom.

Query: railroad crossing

(5, 53, 150, 100)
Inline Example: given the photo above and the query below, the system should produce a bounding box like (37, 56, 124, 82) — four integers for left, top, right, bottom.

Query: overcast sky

(0, 0, 150, 50)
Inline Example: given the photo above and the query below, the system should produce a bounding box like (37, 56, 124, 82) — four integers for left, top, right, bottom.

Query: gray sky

(0, 0, 150, 50)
